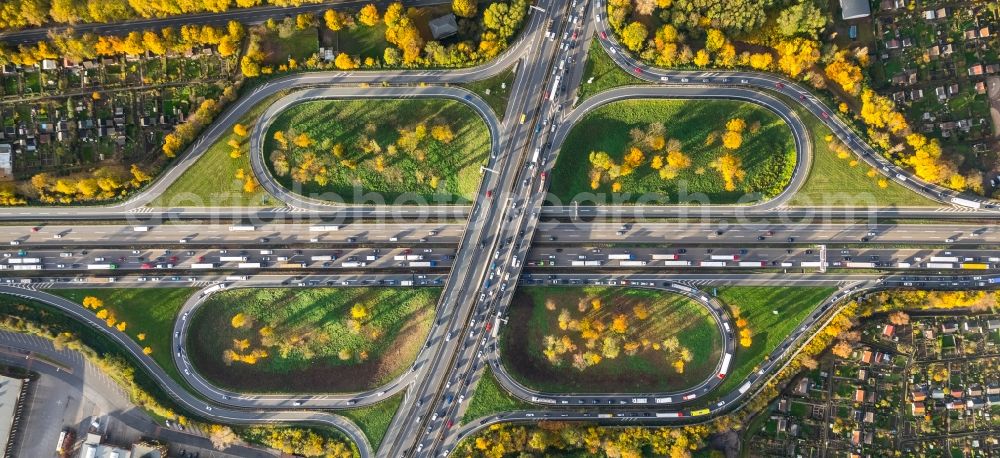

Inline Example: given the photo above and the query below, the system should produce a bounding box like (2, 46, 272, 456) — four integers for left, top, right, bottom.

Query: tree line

(242, 0, 529, 77)
(0, 21, 244, 66)
(0, 0, 347, 31)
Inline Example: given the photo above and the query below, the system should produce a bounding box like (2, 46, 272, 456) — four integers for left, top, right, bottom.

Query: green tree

(620, 21, 648, 52)
(776, 0, 827, 38)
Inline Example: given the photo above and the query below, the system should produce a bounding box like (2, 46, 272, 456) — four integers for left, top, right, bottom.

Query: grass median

(51, 288, 195, 384)
(551, 99, 796, 205)
(500, 286, 723, 393)
(264, 98, 491, 204)
(712, 286, 836, 396)
(186, 287, 438, 393)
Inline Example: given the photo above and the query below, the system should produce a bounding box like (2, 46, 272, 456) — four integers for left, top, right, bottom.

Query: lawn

(460, 67, 517, 121)
(784, 94, 939, 207)
(577, 39, 643, 104)
(150, 91, 287, 207)
(339, 392, 402, 452)
(260, 28, 319, 65)
(712, 286, 836, 396)
(461, 367, 531, 424)
(186, 287, 439, 393)
(501, 286, 723, 393)
(551, 99, 796, 205)
(335, 23, 388, 61)
(264, 99, 491, 204)
(51, 288, 196, 384)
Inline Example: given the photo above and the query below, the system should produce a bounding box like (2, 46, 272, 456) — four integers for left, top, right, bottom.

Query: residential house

(855, 388, 866, 403)
(840, 0, 870, 19)
(883, 325, 895, 338)
(975, 81, 986, 94)
(0, 143, 11, 177)
(941, 322, 959, 333)
(911, 389, 927, 402)
(963, 321, 982, 333)
(970, 64, 985, 76)
(969, 385, 984, 397)
(911, 402, 925, 415)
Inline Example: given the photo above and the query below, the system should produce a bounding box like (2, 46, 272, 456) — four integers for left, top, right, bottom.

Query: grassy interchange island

(551, 98, 797, 205)
(500, 286, 724, 393)
(264, 98, 491, 204)
(186, 287, 439, 393)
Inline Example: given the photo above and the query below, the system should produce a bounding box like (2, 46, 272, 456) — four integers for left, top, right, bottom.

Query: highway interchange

(1, 0, 1000, 456)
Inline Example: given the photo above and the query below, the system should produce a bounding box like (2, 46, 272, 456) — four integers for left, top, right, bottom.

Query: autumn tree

(430, 124, 454, 143)
(233, 123, 248, 137)
(831, 340, 852, 358)
(208, 425, 238, 451)
(350, 303, 369, 320)
(334, 52, 359, 70)
(774, 38, 820, 78)
(82, 296, 104, 309)
(452, 0, 477, 18)
(231, 313, 248, 329)
(711, 153, 746, 191)
(824, 52, 863, 95)
(357, 4, 380, 26)
(324, 9, 349, 31)
(888, 311, 909, 326)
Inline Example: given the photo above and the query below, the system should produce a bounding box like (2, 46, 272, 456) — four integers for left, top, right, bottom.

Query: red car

(775, 82, 785, 89)
(446, 420, 453, 429)
(30, 227, 39, 232)
(820, 112, 829, 119)
(633, 67, 642, 74)
(600, 31, 607, 39)
(485, 322, 493, 332)
(486, 189, 493, 198)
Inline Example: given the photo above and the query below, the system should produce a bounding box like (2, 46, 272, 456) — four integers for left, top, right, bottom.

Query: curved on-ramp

(246, 86, 503, 211)
(169, 283, 424, 409)
(488, 282, 735, 403)
(0, 286, 374, 458)
(549, 86, 811, 211)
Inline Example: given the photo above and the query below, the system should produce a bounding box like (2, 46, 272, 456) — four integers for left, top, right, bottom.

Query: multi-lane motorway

(1, 0, 1000, 456)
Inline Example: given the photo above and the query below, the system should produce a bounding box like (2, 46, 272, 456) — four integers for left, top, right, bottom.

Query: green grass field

(264, 98, 491, 204)
(51, 288, 195, 384)
(712, 286, 836, 396)
(462, 368, 532, 424)
(460, 68, 516, 121)
(551, 99, 796, 204)
(577, 39, 643, 104)
(260, 28, 319, 65)
(501, 286, 723, 393)
(783, 95, 938, 207)
(339, 392, 402, 452)
(186, 287, 438, 393)
(150, 91, 287, 207)
(335, 24, 388, 60)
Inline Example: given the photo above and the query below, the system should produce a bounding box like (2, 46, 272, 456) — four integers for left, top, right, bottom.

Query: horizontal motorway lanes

(0, 285, 376, 458)
(5, 222, 1000, 246)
